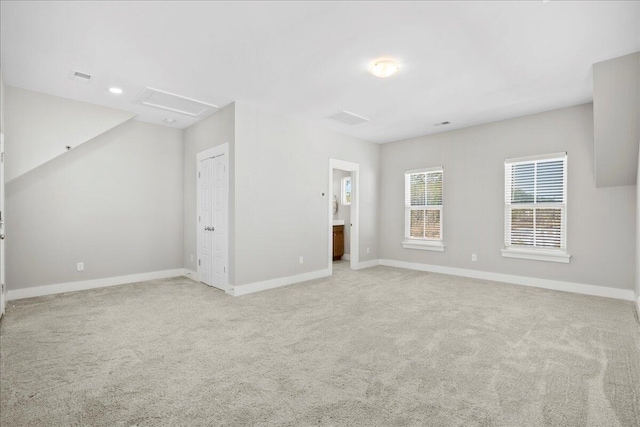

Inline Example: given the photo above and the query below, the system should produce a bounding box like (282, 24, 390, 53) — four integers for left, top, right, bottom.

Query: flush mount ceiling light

(109, 87, 123, 94)
(370, 60, 399, 78)
(163, 118, 177, 124)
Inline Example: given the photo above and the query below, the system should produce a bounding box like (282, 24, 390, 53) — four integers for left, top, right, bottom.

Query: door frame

(328, 159, 359, 275)
(196, 143, 230, 291)
(0, 133, 4, 317)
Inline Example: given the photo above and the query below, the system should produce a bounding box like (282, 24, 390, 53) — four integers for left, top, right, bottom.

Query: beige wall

(183, 103, 235, 281)
(233, 103, 380, 287)
(6, 120, 184, 290)
(380, 103, 636, 291)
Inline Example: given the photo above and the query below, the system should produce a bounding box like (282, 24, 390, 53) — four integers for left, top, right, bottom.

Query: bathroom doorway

(328, 159, 359, 275)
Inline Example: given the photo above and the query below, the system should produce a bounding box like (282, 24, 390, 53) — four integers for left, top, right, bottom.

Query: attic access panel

(135, 87, 219, 117)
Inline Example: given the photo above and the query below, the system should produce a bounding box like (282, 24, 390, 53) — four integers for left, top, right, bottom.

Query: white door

(198, 152, 228, 290)
(0, 134, 5, 316)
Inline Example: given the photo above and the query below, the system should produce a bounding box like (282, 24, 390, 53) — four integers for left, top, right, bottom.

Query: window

(502, 152, 570, 263)
(403, 167, 444, 251)
(342, 176, 352, 205)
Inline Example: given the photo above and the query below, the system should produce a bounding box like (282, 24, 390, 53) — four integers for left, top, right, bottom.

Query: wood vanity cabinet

(333, 225, 344, 260)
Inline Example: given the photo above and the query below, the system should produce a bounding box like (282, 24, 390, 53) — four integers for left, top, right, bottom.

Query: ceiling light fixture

(371, 60, 399, 78)
(164, 118, 177, 124)
(109, 87, 123, 94)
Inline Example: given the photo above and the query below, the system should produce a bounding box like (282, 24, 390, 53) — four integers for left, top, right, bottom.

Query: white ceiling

(1, 1, 639, 143)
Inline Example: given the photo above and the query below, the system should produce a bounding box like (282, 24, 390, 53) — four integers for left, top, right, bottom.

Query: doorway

(328, 159, 359, 275)
(197, 144, 229, 291)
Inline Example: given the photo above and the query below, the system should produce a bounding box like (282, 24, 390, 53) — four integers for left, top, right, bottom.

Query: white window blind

(404, 167, 443, 243)
(504, 153, 567, 251)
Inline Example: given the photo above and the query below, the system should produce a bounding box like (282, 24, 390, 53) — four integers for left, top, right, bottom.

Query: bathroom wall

(333, 169, 351, 256)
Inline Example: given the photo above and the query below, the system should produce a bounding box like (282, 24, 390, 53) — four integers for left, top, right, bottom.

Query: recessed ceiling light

(371, 60, 399, 78)
(109, 87, 123, 94)
(163, 118, 177, 124)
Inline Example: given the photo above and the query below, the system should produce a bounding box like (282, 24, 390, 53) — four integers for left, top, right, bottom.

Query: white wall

(380, 103, 636, 291)
(332, 169, 351, 255)
(636, 137, 640, 305)
(4, 87, 136, 182)
(183, 103, 235, 280)
(6, 120, 184, 290)
(233, 103, 379, 287)
(0, 72, 5, 134)
(593, 52, 640, 188)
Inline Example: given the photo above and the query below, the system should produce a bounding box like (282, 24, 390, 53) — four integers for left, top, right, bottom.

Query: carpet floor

(1, 262, 639, 426)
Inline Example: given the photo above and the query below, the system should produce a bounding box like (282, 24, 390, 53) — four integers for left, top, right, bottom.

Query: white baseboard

(228, 269, 330, 297)
(183, 269, 199, 282)
(379, 259, 635, 302)
(342, 254, 351, 260)
(6, 269, 185, 301)
(355, 259, 381, 270)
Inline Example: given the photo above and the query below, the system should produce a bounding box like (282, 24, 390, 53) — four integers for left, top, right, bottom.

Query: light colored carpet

(1, 262, 639, 426)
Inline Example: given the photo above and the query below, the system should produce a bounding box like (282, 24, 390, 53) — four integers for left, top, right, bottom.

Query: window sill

(402, 240, 445, 252)
(501, 248, 571, 263)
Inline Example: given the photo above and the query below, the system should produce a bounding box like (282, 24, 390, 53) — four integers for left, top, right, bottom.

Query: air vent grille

(70, 70, 92, 83)
(135, 87, 219, 118)
(329, 110, 370, 126)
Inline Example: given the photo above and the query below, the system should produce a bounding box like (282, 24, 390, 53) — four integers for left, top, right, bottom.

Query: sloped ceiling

(1, 1, 639, 143)
(4, 86, 135, 182)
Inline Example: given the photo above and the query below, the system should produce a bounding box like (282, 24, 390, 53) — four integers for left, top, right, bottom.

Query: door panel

(212, 154, 227, 285)
(200, 157, 214, 286)
(198, 152, 228, 291)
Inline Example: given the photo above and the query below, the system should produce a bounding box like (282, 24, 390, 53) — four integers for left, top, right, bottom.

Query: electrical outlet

(299, 256, 304, 265)
(190, 254, 194, 262)
(77, 262, 84, 271)
(471, 254, 477, 262)
(367, 247, 370, 254)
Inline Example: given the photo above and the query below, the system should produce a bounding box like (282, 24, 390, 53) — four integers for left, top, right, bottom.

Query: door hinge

(198, 215, 201, 222)
(198, 172, 201, 178)
(1, 152, 4, 163)
(198, 259, 201, 266)
(224, 266, 226, 273)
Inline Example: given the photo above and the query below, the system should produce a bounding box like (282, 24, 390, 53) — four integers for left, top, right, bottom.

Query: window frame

(402, 166, 444, 252)
(502, 152, 571, 263)
(341, 176, 352, 206)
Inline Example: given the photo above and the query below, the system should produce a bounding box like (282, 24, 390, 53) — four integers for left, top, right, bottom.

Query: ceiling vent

(329, 110, 370, 126)
(70, 70, 92, 83)
(134, 87, 219, 117)
(433, 121, 450, 127)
